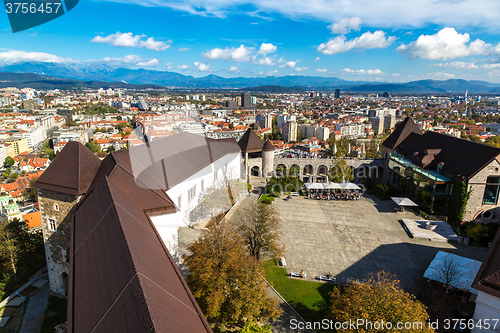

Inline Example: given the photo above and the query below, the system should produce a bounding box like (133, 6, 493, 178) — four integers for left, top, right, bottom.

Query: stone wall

(465, 158, 500, 221)
(37, 188, 79, 297)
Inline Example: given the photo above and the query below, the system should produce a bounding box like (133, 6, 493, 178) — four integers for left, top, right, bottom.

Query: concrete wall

(472, 290, 500, 333)
(37, 188, 79, 297)
(466, 158, 500, 221)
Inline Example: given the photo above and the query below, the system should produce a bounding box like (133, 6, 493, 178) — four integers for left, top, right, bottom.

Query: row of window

(178, 179, 206, 209)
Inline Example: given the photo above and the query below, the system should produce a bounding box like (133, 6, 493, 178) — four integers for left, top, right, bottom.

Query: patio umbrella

(375, 144, 379, 157)
(306, 183, 325, 190)
(361, 143, 365, 155)
(333, 143, 337, 155)
(391, 197, 418, 207)
(340, 182, 361, 190)
(347, 143, 351, 156)
(324, 182, 342, 189)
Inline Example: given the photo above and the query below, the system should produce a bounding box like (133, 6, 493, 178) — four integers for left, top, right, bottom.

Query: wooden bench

(289, 272, 307, 278)
(290, 192, 300, 196)
(316, 276, 336, 283)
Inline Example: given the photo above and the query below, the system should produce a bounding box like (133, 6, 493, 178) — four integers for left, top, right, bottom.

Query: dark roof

(395, 131, 500, 181)
(238, 128, 264, 153)
(382, 117, 423, 150)
(34, 141, 101, 195)
(68, 175, 212, 333)
(129, 132, 240, 190)
(263, 140, 276, 152)
(473, 227, 500, 298)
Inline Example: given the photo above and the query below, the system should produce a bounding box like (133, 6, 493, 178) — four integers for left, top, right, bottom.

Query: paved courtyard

(274, 194, 488, 292)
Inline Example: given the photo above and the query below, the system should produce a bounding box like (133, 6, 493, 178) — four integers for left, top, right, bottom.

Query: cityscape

(0, 1, 500, 333)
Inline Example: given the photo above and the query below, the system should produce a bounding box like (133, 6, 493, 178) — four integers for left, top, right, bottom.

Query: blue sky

(1, 0, 500, 82)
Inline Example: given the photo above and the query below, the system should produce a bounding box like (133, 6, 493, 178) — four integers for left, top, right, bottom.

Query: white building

(21, 126, 47, 148)
(335, 123, 366, 138)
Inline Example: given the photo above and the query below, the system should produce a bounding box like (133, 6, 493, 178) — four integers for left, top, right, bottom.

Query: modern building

(334, 89, 340, 99)
(371, 117, 384, 136)
(384, 115, 396, 130)
(241, 92, 252, 108)
(382, 117, 500, 221)
(257, 114, 273, 129)
(283, 121, 297, 142)
(21, 126, 46, 148)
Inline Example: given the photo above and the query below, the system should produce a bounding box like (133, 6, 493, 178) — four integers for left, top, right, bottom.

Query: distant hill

(0, 72, 163, 90)
(1, 62, 500, 93)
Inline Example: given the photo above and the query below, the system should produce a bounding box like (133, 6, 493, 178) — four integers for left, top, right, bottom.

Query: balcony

(389, 153, 451, 183)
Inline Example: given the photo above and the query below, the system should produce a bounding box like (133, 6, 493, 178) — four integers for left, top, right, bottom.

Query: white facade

(150, 151, 242, 258)
(22, 126, 47, 148)
(335, 123, 366, 138)
(472, 291, 500, 333)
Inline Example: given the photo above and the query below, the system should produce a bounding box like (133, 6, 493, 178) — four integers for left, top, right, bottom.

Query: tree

(85, 141, 100, 153)
(234, 203, 283, 261)
(329, 159, 353, 183)
(23, 177, 38, 201)
(432, 256, 463, 316)
(4, 156, 15, 168)
(330, 271, 434, 333)
(0, 222, 20, 282)
(184, 222, 282, 330)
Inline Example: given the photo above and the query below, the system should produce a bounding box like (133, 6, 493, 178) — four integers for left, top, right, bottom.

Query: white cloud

(204, 45, 253, 62)
(316, 68, 328, 73)
(255, 56, 275, 66)
(92, 32, 170, 51)
(426, 72, 456, 79)
(228, 66, 239, 72)
(328, 17, 362, 34)
(340, 68, 384, 75)
(105, 0, 500, 31)
(102, 55, 160, 67)
(433, 62, 479, 69)
(258, 43, 277, 55)
(178, 47, 190, 51)
(318, 30, 395, 55)
(482, 63, 500, 69)
(178, 65, 189, 70)
(315, 57, 320, 61)
(0, 50, 74, 65)
(194, 61, 210, 71)
(279, 61, 296, 68)
(294, 67, 309, 72)
(397, 27, 491, 60)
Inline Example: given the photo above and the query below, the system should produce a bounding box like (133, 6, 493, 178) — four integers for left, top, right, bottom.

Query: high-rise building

(241, 92, 252, 108)
(256, 114, 273, 129)
(283, 121, 297, 142)
(334, 89, 341, 99)
(371, 117, 384, 135)
(384, 115, 396, 130)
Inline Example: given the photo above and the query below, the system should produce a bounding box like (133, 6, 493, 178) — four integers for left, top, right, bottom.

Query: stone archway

(289, 164, 300, 177)
(251, 166, 261, 177)
(276, 164, 287, 177)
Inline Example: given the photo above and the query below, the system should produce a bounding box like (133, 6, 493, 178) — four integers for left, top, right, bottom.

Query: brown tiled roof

(395, 131, 500, 181)
(68, 176, 211, 333)
(128, 132, 240, 190)
(238, 128, 264, 153)
(473, 228, 500, 298)
(33, 141, 101, 195)
(382, 117, 423, 150)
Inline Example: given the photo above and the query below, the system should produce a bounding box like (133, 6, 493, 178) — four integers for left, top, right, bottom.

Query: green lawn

(40, 296, 67, 333)
(258, 194, 275, 204)
(263, 260, 335, 324)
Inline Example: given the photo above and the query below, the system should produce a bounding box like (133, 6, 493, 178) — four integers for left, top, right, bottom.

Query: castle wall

(37, 188, 79, 297)
(465, 158, 500, 221)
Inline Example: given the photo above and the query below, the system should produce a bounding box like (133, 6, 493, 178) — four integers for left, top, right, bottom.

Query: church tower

(34, 141, 101, 297)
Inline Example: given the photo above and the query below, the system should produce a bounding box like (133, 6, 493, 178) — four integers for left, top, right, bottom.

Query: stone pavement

(274, 194, 489, 292)
(20, 277, 50, 333)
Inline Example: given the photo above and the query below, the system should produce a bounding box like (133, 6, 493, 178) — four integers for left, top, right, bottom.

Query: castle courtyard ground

(274, 193, 488, 292)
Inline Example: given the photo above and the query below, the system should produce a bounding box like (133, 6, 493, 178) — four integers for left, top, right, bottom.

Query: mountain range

(1, 62, 500, 93)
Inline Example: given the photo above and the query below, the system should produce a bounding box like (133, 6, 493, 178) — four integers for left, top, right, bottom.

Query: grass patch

(40, 296, 67, 333)
(263, 260, 334, 325)
(258, 194, 275, 204)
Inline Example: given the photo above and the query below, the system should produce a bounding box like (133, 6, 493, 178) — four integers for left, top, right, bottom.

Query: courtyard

(274, 194, 488, 292)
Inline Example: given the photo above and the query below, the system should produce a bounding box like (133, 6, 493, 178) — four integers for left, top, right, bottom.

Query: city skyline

(1, 0, 500, 82)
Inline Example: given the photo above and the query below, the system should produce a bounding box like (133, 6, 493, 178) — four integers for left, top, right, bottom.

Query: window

(201, 180, 204, 192)
(188, 186, 196, 202)
(214, 169, 219, 182)
(48, 218, 56, 231)
(54, 204, 59, 211)
(483, 176, 500, 204)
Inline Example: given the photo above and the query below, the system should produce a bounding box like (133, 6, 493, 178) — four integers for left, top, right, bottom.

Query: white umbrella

(391, 197, 418, 207)
(341, 182, 361, 190)
(325, 182, 342, 189)
(306, 183, 325, 190)
(333, 143, 337, 155)
(375, 144, 379, 157)
(361, 143, 365, 155)
(347, 143, 351, 156)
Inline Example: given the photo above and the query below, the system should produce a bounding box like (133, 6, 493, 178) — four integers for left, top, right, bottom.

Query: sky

(1, 0, 500, 82)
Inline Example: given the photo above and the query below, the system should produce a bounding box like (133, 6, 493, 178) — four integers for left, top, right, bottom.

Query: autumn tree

(23, 177, 38, 202)
(330, 271, 434, 333)
(184, 222, 282, 330)
(329, 159, 354, 183)
(234, 203, 283, 261)
(0, 222, 20, 282)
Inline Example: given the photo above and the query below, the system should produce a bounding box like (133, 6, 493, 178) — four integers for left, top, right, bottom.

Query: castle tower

(262, 140, 276, 178)
(33, 141, 101, 297)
